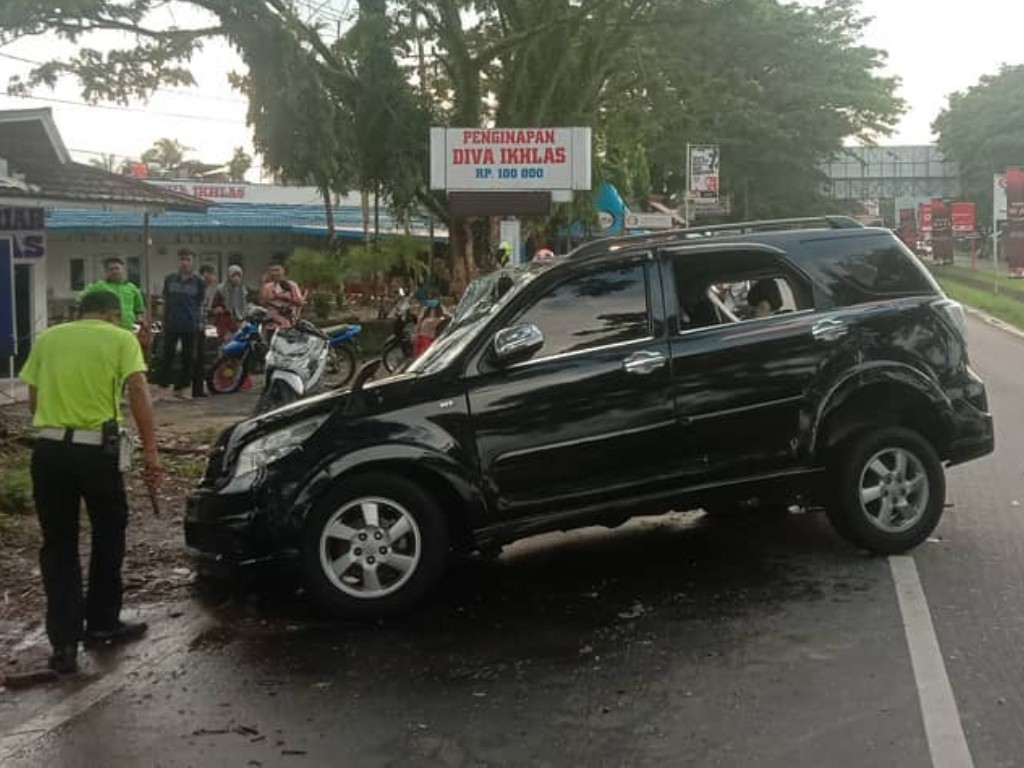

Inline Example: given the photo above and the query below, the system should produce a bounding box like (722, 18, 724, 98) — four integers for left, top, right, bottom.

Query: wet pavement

(2, 314, 1023, 767)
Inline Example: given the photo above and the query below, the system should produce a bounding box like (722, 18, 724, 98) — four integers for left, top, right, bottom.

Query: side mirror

(491, 323, 544, 366)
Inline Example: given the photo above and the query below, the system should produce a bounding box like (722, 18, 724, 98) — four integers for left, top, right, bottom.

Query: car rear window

(796, 232, 940, 308)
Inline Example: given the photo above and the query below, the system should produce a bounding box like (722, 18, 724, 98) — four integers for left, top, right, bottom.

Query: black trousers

(158, 330, 197, 391)
(31, 440, 129, 647)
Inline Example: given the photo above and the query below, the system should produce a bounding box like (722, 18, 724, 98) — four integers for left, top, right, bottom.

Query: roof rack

(568, 215, 864, 260)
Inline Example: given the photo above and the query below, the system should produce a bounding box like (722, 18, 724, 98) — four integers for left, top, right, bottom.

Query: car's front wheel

(827, 426, 945, 555)
(303, 474, 450, 617)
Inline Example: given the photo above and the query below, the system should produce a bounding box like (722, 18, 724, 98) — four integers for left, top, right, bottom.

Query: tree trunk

(320, 185, 336, 246)
(361, 189, 370, 243)
(374, 184, 381, 242)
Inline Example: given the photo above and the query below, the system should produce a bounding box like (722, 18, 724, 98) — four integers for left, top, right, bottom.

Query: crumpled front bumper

(184, 485, 301, 569)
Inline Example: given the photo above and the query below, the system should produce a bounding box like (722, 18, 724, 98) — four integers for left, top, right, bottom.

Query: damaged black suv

(186, 217, 994, 617)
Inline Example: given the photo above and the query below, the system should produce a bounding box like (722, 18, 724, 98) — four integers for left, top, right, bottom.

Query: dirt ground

(0, 390, 259, 664)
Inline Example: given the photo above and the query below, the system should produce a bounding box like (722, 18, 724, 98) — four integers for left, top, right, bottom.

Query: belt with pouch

(37, 427, 104, 446)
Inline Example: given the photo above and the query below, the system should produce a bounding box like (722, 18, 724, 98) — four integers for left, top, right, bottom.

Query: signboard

(931, 198, 954, 265)
(687, 144, 720, 201)
(0, 238, 14, 360)
(951, 202, 976, 234)
(1004, 167, 1024, 275)
(995, 173, 1008, 221)
(918, 201, 933, 233)
(624, 212, 674, 230)
(0, 207, 46, 260)
(429, 127, 592, 192)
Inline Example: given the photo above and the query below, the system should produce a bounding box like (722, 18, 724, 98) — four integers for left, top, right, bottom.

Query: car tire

(826, 426, 945, 555)
(302, 473, 450, 618)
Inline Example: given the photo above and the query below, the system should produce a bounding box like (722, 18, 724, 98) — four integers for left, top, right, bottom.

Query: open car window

(668, 249, 813, 333)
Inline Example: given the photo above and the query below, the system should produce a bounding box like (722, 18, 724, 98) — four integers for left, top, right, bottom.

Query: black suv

(186, 217, 994, 617)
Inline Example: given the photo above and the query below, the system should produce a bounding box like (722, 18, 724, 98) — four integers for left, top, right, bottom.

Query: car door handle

(623, 351, 667, 375)
(811, 318, 848, 342)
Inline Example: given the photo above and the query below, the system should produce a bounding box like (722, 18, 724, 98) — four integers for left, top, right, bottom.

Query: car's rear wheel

(826, 426, 945, 555)
(303, 474, 450, 617)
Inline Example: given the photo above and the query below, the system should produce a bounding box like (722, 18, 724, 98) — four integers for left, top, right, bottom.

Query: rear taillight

(933, 298, 968, 340)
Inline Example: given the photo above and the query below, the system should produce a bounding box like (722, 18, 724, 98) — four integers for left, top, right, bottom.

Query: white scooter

(254, 315, 330, 415)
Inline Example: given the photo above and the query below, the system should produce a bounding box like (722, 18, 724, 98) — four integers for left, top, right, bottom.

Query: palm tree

(88, 153, 119, 173)
(141, 138, 191, 174)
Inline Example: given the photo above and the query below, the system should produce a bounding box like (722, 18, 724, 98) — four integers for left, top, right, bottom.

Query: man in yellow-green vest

(19, 290, 163, 674)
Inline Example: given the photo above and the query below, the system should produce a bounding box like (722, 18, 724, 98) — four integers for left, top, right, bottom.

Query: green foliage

(287, 247, 345, 293)
(227, 146, 252, 182)
(1, 0, 903, 237)
(934, 65, 1024, 226)
(141, 138, 189, 172)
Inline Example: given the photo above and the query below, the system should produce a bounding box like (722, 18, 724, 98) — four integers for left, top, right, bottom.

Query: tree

(2, 0, 902, 274)
(933, 65, 1024, 227)
(227, 146, 252, 182)
(141, 137, 190, 174)
(88, 152, 119, 173)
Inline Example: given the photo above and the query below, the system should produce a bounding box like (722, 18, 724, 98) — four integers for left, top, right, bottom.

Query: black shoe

(84, 621, 149, 648)
(48, 644, 79, 674)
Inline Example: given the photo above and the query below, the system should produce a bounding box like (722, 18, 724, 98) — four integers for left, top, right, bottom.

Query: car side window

(669, 250, 813, 333)
(514, 264, 650, 359)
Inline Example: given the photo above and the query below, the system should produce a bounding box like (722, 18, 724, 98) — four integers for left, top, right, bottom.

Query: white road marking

(0, 613, 208, 763)
(890, 555, 974, 768)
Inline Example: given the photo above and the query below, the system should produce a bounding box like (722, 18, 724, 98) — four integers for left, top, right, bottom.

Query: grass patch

(937, 278, 1024, 331)
(933, 264, 1024, 292)
(0, 450, 33, 517)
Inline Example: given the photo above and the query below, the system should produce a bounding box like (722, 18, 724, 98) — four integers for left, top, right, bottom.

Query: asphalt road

(2, 314, 1022, 768)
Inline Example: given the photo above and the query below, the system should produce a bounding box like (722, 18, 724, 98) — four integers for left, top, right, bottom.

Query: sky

(0, 0, 1023, 173)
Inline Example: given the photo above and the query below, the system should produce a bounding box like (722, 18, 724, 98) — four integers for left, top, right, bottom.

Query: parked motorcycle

(206, 307, 268, 395)
(321, 322, 362, 389)
(254, 318, 364, 415)
(380, 291, 418, 373)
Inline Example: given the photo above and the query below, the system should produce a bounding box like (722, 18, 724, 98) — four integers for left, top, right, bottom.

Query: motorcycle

(206, 307, 268, 395)
(254, 317, 364, 415)
(380, 290, 418, 373)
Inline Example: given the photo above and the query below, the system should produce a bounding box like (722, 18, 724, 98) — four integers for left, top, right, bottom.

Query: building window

(70, 258, 85, 291)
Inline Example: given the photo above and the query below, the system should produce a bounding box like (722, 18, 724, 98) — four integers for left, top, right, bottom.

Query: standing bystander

(157, 249, 204, 400)
(81, 257, 146, 331)
(18, 289, 163, 674)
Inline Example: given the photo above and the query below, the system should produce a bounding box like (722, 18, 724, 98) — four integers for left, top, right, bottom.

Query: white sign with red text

(430, 127, 592, 191)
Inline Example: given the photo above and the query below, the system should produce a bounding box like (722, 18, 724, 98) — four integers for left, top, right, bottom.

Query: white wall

(46, 231, 303, 310)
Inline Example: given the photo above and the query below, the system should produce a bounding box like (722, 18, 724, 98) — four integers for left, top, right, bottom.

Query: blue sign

(0, 238, 14, 360)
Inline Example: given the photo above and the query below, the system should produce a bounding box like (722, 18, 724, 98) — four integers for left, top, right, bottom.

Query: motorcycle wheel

(382, 340, 408, 373)
(206, 355, 246, 395)
(254, 378, 299, 415)
(324, 344, 358, 389)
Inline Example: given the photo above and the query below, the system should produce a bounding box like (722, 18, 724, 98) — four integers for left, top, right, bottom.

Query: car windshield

(407, 267, 537, 374)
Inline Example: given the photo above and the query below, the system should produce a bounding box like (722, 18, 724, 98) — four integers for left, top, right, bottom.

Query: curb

(962, 304, 1024, 342)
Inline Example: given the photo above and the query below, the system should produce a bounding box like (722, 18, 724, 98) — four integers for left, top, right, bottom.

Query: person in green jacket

(81, 257, 146, 331)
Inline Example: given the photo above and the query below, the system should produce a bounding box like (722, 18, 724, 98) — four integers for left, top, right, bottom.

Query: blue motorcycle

(206, 307, 269, 395)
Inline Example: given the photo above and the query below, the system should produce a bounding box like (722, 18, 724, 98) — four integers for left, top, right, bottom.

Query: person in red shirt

(258, 258, 305, 330)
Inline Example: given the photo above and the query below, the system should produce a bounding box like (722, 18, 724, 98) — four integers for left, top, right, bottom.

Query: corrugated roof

(45, 203, 446, 240)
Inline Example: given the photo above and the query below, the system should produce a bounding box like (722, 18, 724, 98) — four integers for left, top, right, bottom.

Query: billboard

(0, 238, 14, 361)
(429, 127, 592, 192)
(995, 173, 1008, 221)
(688, 144, 720, 201)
